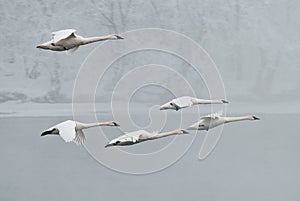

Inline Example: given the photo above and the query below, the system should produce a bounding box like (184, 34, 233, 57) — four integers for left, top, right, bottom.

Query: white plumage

(187, 114, 260, 131)
(51, 29, 77, 43)
(159, 96, 228, 111)
(105, 129, 188, 147)
(41, 120, 119, 145)
(36, 29, 123, 53)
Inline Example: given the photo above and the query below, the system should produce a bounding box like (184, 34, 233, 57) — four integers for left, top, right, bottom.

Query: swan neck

(224, 116, 251, 123)
(81, 35, 114, 44)
(194, 99, 223, 104)
(77, 122, 103, 129)
(149, 130, 178, 140)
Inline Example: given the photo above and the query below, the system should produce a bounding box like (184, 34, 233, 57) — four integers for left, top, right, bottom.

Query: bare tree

(91, 0, 133, 33)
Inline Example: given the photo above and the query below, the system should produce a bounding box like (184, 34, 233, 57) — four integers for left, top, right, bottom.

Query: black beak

(222, 100, 229, 103)
(41, 128, 58, 136)
(116, 35, 124, 39)
(253, 116, 260, 120)
(105, 143, 113, 148)
(113, 122, 120, 126)
(41, 130, 51, 136)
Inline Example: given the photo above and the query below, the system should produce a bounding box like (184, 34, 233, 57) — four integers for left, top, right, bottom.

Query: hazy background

(0, 0, 300, 200)
(0, 0, 299, 105)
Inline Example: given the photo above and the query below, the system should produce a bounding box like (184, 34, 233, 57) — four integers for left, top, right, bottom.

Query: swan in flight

(159, 96, 228, 111)
(105, 129, 188, 147)
(36, 29, 123, 53)
(41, 120, 120, 145)
(186, 113, 260, 131)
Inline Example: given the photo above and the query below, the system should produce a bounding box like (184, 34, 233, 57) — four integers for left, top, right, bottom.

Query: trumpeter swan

(36, 29, 123, 53)
(159, 96, 228, 111)
(187, 113, 260, 131)
(41, 120, 119, 145)
(105, 129, 188, 147)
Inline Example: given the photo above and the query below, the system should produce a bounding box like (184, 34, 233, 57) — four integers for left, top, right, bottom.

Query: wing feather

(66, 46, 79, 54)
(51, 29, 76, 43)
(173, 96, 193, 108)
(56, 120, 77, 143)
(73, 130, 86, 145)
(202, 111, 223, 120)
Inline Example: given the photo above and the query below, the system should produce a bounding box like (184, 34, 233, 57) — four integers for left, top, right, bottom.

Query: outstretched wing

(51, 29, 76, 43)
(201, 111, 223, 120)
(173, 96, 194, 108)
(56, 120, 77, 143)
(66, 46, 79, 54)
(73, 130, 86, 145)
(138, 131, 153, 141)
(208, 111, 223, 119)
(125, 130, 145, 142)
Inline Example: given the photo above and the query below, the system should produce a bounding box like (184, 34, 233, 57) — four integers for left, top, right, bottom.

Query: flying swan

(186, 113, 260, 131)
(36, 29, 123, 53)
(41, 120, 120, 145)
(160, 96, 228, 111)
(105, 129, 188, 147)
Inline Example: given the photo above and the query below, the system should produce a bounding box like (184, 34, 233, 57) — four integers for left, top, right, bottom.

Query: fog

(0, 1, 299, 200)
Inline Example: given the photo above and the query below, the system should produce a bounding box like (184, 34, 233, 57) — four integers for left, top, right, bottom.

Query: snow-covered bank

(1, 1, 300, 106)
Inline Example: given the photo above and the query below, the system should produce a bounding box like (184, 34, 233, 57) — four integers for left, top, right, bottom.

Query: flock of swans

(38, 29, 260, 148)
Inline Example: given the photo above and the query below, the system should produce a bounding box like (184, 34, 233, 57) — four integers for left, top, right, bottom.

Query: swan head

(107, 121, 120, 126)
(160, 101, 179, 111)
(110, 34, 124, 39)
(41, 127, 60, 136)
(251, 115, 260, 120)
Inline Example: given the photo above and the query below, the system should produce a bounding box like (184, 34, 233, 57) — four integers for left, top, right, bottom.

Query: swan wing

(201, 111, 222, 120)
(173, 96, 193, 108)
(207, 111, 223, 119)
(56, 120, 77, 143)
(66, 46, 79, 54)
(123, 130, 147, 142)
(138, 131, 153, 141)
(73, 130, 86, 145)
(199, 116, 214, 122)
(51, 29, 76, 43)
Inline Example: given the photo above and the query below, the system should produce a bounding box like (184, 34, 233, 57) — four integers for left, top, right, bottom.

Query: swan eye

(114, 141, 120, 145)
(51, 43, 55, 46)
(170, 103, 174, 106)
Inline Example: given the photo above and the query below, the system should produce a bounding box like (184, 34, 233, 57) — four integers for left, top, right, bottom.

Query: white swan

(159, 96, 228, 111)
(36, 29, 123, 53)
(41, 120, 119, 145)
(105, 129, 188, 147)
(187, 113, 260, 131)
